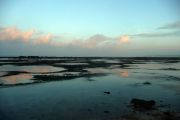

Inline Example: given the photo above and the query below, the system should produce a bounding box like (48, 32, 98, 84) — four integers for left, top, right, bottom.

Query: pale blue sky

(0, 0, 180, 56)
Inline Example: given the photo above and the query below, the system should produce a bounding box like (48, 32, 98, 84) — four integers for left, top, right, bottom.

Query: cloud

(131, 31, 180, 38)
(159, 21, 180, 29)
(0, 27, 34, 42)
(0, 26, 131, 49)
(67, 34, 108, 48)
(133, 21, 180, 38)
(133, 31, 180, 38)
(34, 34, 54, 44)
(119, 35, 130, 43)
(78, 34, 113, 48)
(0, 26, 56, 45)
(67, 34, 131, 49)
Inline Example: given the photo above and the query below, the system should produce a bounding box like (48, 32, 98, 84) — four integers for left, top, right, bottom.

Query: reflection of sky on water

(0, 74, 33, 85)
(85, 68, 110, 74)
(0, 65, 66, 85)
(0, 60, 180, 120)
(119, 70, 129, 77)
(55, 63, 89, 65)
(91, 59, 120, 63)
(0, 61, 180, 88)
(0, 74, 180, 120)
(0, 65, 65, 73)
(159, 82, 180, 94)
(127, 62, 180, 70)
(53, 72, 80, 76)
(0, 72, 7, 77)
(85, 68, 130, 78)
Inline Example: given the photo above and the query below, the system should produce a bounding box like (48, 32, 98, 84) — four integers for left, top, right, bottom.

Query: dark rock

(104, 110, 110, 113)
(104, 91, 111, 94)
(1, 71, 29, 77)
(130, 98, 156, 110)
(143, 82, 151, 85)
(87, 109, 92, 111)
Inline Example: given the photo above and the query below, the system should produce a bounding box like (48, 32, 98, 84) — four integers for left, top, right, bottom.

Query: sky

(0, 0, 180, 56)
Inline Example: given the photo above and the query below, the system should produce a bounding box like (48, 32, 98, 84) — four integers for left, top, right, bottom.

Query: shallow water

(0, 65, 65, 73)
(54, 62, 89, 65)
(0, 59, 180, 120)
(0, 74, 34, 85)
(0, 74, 180, 120)
(91, 59, 120, 63)
(0, 65, 66, 84)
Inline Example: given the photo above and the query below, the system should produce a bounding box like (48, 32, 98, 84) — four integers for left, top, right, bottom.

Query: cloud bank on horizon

(0, 26, 131, 49)
(0, 21, 179, 56)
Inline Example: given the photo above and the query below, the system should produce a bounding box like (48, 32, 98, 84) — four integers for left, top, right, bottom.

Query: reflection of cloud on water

(119, 70, 129, 77)
(26, 67, 50, 73)
(21, 66, 65, 73)
(0, 74, 33, 85)
(0, 65, 65, 73)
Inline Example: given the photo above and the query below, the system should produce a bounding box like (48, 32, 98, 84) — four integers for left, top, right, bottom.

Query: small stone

(104, 110, 110, 113)
(143, 82, 151, 85)
(130, 98, 156, 110)
(87, 109, 92, 111)
(104, 91, 111, 94)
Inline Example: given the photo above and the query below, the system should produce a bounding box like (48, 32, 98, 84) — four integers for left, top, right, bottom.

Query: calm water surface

(0, 60, 180, 120)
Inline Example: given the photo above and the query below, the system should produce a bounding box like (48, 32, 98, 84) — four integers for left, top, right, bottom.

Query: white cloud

(0, 27, 34, 42)
(119, 35, 130, 43)
(0, 26, 131, 49)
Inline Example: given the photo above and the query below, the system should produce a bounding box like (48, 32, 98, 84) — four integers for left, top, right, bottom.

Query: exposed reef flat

(0, 57, 180, 86)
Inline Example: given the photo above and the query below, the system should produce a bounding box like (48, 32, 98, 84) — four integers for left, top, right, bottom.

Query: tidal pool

(0, 65, 66, 85)
(54, 63, 89, 65)
(0, 74, 34, 85)
(0, 65, 65, 73)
